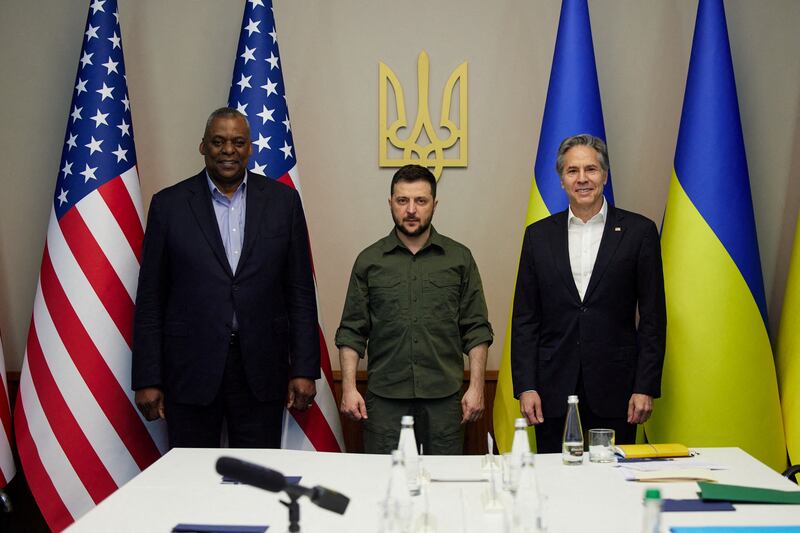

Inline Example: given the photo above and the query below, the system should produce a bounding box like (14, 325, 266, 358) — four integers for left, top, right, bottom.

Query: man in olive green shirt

(336, 164, 493, 454)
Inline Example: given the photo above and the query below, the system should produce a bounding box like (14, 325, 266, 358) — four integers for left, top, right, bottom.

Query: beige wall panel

(1, 1, 799, 376)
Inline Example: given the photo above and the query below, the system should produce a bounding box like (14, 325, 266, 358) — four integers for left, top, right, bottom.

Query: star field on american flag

(228, 0, 295, 180)
(55, 0, 135, 219)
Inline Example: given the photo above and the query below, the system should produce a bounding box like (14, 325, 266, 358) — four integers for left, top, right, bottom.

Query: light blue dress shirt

(207, 171, 247, 273)
(207, 171, 248, 330)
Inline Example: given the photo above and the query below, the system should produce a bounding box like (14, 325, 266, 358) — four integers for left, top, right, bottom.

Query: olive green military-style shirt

(335, 227, 493, 399)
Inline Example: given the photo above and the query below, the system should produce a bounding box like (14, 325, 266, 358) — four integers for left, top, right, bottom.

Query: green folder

(698, 481, 800, 505)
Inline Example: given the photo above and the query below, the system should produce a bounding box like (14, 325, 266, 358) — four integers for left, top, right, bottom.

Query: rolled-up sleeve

(458, 251, 493, 354)
(335, 259, 370, 356)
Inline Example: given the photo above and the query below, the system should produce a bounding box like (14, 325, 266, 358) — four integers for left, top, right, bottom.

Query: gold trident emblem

(379, 51, 468, 180)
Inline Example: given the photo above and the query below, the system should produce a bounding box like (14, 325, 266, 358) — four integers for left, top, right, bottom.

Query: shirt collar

(380, 225, 444, 254)
(568, 196, 607, 226)
(206, 170, 248, 198)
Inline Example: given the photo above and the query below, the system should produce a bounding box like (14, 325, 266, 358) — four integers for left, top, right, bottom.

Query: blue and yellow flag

(645, 0, 786, 471)
(777, 211, 800, 464)
(493, 0, 613, 452)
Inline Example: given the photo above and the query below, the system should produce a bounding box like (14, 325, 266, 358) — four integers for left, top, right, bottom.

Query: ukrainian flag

(777, 212, 800, 464)
(645, 0, 786, 471)
(493, 0, 614, 452)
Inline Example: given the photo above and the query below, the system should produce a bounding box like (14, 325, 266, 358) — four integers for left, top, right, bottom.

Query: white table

(66, 447, 800, 533)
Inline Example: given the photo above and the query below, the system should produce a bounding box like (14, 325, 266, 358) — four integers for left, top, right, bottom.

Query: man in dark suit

(511, 134, 666, 452)
(132, 107, 319, 448)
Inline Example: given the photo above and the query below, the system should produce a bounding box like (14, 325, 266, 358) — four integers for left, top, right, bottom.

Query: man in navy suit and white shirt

(511, 134, 666, 452)
(132, 107, 319, 448)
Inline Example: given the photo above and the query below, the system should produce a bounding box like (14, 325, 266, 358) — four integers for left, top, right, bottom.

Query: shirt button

(412, 297, 417, 302)
(413, 338, 418, 343)
(412, 275, 417, 280)
(412, 317, 417, 323)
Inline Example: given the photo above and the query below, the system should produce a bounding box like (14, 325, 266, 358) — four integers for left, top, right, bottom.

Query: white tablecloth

(66, 447, 800, 533)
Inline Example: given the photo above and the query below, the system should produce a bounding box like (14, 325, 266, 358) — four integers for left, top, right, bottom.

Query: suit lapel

(187, 172, 234, 278)
(237, 173, 267, 276)
(584, 205, 625, 301)
(550, 211, 582, 303)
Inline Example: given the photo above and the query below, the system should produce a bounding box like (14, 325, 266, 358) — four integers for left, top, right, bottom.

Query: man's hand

(339, 388, 368, 421)
(287, 377, 316, 411)
(462, 342, 488, 424)
(461, 385, 484, 424)
(627, 393, 654, 424)
(135, 387, 165, 421)
(520, 390, 544, 425)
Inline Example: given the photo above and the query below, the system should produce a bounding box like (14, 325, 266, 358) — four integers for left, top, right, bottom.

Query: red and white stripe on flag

(13, 2, 167, 530)
(0, 335, 16, 488)
(277, 170, 345, 453)
(278, 174, 345, 453)
(228, 0, 345, 452)
(15, 169, 167, 531)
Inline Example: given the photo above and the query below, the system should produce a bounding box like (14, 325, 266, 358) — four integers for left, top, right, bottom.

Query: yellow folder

(615, 443, 691, 459)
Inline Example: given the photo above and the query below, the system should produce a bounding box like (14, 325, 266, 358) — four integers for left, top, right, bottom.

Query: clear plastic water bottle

(511, 417, 531, 458)
(513, 452, 542, 532)
(504, 417, 531, 492)
(641, 488, 662, 533)
(380, 450, 413, 533)
(397, 415, 421, 495)
(562, 395, 584, 465)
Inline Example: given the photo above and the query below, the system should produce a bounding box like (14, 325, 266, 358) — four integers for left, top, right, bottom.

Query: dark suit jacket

(132, 171, 320, 405)
(511, 205, 666, 418)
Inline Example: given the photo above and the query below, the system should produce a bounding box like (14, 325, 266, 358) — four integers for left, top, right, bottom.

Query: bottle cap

(514, 417, 527, 429)
(401, 415, 414, 426)
(567, 395, 579, 403)
(644, 488, 661, 500)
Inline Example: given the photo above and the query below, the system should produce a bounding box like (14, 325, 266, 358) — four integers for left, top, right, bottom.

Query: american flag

(228, 0, 344, 452)
(13, 1, 167, 530)
(0, 333, 15, 488)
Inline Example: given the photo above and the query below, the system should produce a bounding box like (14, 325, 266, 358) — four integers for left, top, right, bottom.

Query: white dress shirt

(568, 198, 607, 301)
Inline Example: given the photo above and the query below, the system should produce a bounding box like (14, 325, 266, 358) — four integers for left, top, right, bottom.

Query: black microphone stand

(280, 492, 302, 533)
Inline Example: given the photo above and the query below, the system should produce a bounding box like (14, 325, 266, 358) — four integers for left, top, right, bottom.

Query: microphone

(215, 457, 349, 515)
(304, 485, 350, 515)
(216, 456, 286, 493)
